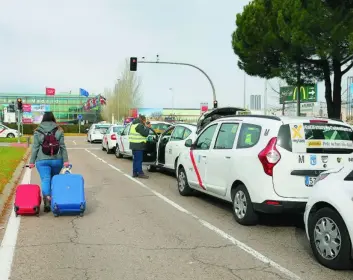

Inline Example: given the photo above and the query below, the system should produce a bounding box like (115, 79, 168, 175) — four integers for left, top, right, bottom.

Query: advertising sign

(279, 84, 317, 104)
(200, 103, 208, 113)
(22, 104, 32, 112)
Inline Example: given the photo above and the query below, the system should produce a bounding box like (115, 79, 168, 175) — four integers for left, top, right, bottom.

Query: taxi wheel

(107, 146, 113, 154)
(177, 167, 193, 196)
(7, 133, 15, 138)
(308, 207, 352, 270)
(115, 146, 123, 158)
(232, 184, 258, 226)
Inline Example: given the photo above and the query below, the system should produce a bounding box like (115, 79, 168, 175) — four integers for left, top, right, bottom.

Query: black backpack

(37, 128, 60, 156)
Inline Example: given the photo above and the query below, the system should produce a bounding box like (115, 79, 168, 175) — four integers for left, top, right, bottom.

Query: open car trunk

(196, 107, 247, 134)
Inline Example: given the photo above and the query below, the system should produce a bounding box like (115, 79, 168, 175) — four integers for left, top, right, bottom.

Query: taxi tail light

(258, 137, 281, 177)
(111, 134, 117, 140)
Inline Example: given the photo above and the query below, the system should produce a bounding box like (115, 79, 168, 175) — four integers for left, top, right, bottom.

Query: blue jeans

(36, 159, 63, 196)
(132, 150, 143, 175)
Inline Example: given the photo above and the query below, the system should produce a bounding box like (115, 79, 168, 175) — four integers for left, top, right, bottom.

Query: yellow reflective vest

(129, 124, 147, 143)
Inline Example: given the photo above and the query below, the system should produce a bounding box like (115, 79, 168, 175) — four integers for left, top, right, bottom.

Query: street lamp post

(169, 88, 174, 115)
(243, 72, 246, 108)
(347, 76, 353, 121)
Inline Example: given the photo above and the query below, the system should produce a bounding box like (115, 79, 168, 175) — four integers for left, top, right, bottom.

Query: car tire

(115, 146, 123, 158)
(102, 145, 105, 151)
(232, 184, 258, 226)
(7, 133, 15, 138)
(177, 167, 193, 196)
(147, 165, 157, 172)
(107, 145, 113, 154)
(308, 207, 352, 270)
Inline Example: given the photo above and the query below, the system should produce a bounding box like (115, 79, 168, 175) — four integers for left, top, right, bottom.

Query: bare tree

(149, 111, 163, 120)
(102, 59, 142, 122)
(267, 79, 289, 115)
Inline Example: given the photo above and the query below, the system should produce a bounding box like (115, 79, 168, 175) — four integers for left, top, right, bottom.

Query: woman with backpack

(28, 111, 70, 212)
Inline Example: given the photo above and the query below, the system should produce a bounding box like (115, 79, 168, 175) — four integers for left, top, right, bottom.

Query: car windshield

(113, 126, 124, 133)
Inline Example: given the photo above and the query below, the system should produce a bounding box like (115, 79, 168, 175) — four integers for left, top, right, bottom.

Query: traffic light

(130, 57, 137, 71)
(213, 100, 218, 109)
(17, 98, 23, 111)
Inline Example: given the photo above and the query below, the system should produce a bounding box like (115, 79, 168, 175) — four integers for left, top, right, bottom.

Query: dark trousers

(132, 150, 143, 175)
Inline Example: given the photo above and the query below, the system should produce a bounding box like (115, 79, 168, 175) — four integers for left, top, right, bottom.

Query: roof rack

(216, 114, 281, 121)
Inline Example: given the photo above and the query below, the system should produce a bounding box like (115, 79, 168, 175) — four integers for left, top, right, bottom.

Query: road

(0, 136, 352, 280)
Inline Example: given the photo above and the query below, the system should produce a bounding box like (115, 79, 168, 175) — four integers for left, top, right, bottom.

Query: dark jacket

(29, 121, 69, 164)
(129, 118, 150, 151)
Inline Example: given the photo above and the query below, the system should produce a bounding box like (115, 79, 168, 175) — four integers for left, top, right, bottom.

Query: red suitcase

(14, 184, 41, 217)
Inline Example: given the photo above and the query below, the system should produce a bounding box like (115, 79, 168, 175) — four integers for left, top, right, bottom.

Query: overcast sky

(0, 0, 352, 109)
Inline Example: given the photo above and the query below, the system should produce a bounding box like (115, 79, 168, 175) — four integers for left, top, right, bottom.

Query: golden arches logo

(292, 86, 307, 100)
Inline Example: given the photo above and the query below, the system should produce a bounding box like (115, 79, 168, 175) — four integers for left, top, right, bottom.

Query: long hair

(38, 111, 63, 131)
(41, 111, 56, 123)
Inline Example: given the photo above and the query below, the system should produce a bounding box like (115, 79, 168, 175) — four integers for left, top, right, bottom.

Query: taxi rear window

(277, 123, 353, 154)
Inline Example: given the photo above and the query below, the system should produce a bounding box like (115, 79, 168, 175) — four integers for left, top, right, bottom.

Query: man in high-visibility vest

(129, 115, 151, 178)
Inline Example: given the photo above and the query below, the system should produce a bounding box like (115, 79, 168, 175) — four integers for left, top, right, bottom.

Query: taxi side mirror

(185, 139, 193, 148)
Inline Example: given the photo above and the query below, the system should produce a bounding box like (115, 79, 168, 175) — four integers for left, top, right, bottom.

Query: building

(0, 93, 101, 124)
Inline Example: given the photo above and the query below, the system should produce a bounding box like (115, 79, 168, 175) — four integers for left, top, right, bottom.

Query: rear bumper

(253, 201, 307, 214)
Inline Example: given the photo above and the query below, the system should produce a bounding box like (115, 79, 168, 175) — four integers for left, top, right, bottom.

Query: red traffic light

(130, 57, 137, 71)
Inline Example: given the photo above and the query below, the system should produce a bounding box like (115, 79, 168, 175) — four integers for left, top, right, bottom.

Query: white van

(176, 115, 353, 226)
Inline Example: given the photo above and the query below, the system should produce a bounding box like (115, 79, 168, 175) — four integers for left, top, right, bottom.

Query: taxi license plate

(305, 176, 316, 187)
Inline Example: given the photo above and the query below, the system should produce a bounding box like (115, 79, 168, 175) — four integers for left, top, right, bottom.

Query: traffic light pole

(137, 61, 217, 106)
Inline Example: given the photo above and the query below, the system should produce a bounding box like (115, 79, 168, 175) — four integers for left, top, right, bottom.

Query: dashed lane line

(84, 149, 301, 280)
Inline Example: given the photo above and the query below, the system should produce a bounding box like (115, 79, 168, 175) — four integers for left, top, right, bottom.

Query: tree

(102, 59, 142, 122)
(232, 0, 353, 118)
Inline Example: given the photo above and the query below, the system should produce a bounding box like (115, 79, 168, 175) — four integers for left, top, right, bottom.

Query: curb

(0, 148, 31, 217)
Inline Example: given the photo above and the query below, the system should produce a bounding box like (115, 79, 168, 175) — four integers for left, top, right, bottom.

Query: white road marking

(72, 140, 77, 145)
(0, 167, 31, 280)
(85, 150, 301, 280)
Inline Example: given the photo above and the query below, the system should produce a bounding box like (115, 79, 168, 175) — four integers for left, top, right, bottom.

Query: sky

(0, 0, 352, 110)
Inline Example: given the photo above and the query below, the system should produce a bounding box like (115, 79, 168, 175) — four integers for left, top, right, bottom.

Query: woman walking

(28, 112, 69, 212)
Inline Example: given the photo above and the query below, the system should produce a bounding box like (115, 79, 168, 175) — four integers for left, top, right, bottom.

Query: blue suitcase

(51, 168, 86, 217)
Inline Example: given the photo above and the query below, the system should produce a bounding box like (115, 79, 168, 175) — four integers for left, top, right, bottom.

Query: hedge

(4, 123, 90, 134)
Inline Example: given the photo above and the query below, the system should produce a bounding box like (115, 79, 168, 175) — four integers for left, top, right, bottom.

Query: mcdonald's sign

(292, 86, 307, 101)
(279, 84, 317, 104)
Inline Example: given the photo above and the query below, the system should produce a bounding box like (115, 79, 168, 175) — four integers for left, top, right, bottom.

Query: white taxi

(176, 114, 353, 226)
(304, 167, 353, 270)
(146, 124, 197, 173)
(0, 123, 19, 138)
(115, 121, 172, 158)
(87, 123, 111, 143)
(102, 125, 124, 154)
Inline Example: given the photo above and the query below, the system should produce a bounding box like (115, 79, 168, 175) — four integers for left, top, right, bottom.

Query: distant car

(87, 123, 111, 143)
(304, 167, 353, 270)
(0, 123, 19, 138)
(147, 123, 197, 173)
(102, 125, 124, 154)
(115, 121, 172, 158)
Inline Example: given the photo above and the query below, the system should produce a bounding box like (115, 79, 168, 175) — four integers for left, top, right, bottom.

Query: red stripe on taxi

(189, 150, 206, 190)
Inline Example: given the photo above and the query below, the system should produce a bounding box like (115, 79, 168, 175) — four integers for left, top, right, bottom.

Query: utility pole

(169, 88, 174, 115)
(347, 76, 353, 121)
(296, 60, 301, 117)
(243, 72, 246, 108)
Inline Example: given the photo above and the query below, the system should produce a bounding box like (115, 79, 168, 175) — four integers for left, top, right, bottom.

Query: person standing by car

(28, 111, 70, 212)
(129, 115, 151, 178)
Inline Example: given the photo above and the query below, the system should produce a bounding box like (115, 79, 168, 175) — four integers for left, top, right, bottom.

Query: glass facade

(0, 93, 100, 123)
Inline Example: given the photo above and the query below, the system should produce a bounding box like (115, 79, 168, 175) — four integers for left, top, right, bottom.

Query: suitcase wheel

(79, 212, 84, 217)
(53, 213, 59, 217)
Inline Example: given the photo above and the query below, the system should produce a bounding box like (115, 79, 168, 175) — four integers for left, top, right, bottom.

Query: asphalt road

(0, 136, 352, 280)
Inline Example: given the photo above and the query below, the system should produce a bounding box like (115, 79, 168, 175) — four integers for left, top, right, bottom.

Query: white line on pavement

(72, 140, 77, 145)
(85, 149, 301, 280)
(0, 167, 31, 280)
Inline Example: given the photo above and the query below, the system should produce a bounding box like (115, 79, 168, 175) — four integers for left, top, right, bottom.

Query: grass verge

(0, 147, 27, 193)
(0, 137, 29, 143)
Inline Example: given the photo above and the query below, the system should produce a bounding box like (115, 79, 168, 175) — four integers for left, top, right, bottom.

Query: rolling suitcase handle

(63, 164, 73, 174)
